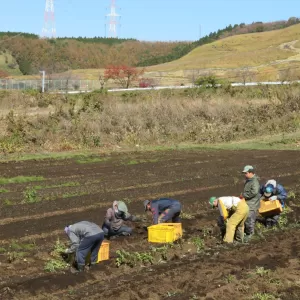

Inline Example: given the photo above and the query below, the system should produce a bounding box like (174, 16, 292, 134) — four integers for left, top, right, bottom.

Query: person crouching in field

(64, 221, 104, 273)
(209, 196, 249, 244)
(259, 179, 287, 227)
(102, 200, 141, 238)
(143, 198, 182, 224)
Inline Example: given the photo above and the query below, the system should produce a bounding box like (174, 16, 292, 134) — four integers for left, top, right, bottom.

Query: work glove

(269, 196, 277, 201)
(64, 248, 73, 254)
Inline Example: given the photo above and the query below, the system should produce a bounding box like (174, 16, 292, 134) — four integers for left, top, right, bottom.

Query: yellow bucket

(85, 241, 110, 264)
(148, 223, 182, 243)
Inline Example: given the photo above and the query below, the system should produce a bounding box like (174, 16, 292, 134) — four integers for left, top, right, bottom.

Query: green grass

(9, 240, 36, 251)
(121, 158, 160, 165)
(0, 130, 300, 164)
(0, 176, 45, 185)
(0, 52, 22, 76)
(0, 188, 9, 193)
(76, 157, 109, 164)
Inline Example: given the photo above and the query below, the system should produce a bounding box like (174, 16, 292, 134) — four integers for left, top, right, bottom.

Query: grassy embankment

(0, 84, 300, 161)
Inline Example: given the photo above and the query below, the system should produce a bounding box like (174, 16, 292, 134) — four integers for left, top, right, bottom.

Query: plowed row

(0, 149, 300, 300)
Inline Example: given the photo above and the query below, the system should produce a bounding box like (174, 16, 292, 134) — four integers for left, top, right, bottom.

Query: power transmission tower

(106, 0, 121, 38)
(42, 0, 56, 38)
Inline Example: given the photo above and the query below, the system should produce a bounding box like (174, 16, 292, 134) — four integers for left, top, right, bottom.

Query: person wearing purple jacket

(143, 198, 182, 225)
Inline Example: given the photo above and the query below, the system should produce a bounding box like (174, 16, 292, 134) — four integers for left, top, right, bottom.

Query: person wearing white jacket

(209, 196, 249, 243)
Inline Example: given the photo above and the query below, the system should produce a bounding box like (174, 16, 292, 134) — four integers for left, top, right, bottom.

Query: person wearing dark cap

(64, 221, 104, 273)
(143, 198, 182, 225)
(241, 165, 261, 242)
(259, 179, 287, 227)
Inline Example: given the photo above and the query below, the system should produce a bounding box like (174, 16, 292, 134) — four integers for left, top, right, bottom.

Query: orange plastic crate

(148, 223, 183, 243)
(97, 241, 110, 262)
(258, 200, 283, 216)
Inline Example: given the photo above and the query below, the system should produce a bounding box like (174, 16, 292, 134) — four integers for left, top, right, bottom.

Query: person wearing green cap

(102, 200, 141, 239)
(209, 196, 249, 243)
(241, 165, 261, 242)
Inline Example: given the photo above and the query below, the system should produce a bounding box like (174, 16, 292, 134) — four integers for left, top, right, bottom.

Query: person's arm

(125, 213, 141, 222)
(276, 184, 287, 204)
(66, 231, 80, 253)
(151, 202, 159, 225)
(104, 209, 113, 227)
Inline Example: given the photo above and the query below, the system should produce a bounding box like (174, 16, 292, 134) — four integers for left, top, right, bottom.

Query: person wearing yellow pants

(209, 196, 249, 243)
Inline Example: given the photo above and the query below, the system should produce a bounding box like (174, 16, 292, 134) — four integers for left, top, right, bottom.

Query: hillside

(146, 23, 300, 84)
(0, 34, 188, 76)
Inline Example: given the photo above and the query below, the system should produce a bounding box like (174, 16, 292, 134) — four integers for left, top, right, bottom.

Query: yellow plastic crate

(148, 223, 182, 243)
(86, 241, 110, 264)
(97, 241, 110, 262)
(259, 199, 283, 216)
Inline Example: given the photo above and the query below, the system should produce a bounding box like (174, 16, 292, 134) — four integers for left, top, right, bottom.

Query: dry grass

(150, 24, 300, 71)
(0, 85, 300, 153)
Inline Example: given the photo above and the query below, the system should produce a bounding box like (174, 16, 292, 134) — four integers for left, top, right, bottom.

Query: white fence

(1, 79, 300, 93)
(0, 79, 101, 92)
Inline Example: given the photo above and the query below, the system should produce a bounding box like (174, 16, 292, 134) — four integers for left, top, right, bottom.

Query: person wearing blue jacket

(260, 179, 287, 227)
(143, 198, 182, 224)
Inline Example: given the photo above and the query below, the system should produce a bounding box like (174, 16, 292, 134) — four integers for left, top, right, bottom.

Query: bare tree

(238, 67, 256, 85)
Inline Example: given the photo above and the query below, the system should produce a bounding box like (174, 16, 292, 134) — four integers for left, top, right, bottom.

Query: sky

(0, 0, 299, 41)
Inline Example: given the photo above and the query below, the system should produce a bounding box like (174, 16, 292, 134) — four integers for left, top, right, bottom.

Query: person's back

(70, 221, 102, 238)
(147, 198, 181, 224)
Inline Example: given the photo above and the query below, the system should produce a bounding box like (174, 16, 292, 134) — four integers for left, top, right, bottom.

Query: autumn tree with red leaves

(104, 65, 145, 89)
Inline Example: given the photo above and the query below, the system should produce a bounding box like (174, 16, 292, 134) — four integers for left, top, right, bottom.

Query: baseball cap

(242, 165, 254, 173)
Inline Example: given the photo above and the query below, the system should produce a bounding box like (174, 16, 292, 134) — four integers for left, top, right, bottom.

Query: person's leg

(115, 225, 133, 236)
(244, 210, 257, 236)
(217, 215, 226, 239)
(102, 224, 109, 236)
(224, 202, 249, 243)
(266, 214, 280, 227)
(90, 232, 104, 264)
(76, 237, 94, 270)
(235, 202, 249, 242)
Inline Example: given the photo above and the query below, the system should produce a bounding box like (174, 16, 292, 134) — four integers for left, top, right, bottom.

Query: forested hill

(0, 17, 299, 76)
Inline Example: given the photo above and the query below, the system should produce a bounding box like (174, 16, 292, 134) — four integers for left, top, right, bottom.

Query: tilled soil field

(0, 149, 300, 300)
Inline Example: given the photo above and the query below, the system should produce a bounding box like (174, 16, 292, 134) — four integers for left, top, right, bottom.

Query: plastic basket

(85, 241, 110, 264)
(97, 241, 110, 262)
(148, 223, 182, 243)
(258, 199, 283, 216)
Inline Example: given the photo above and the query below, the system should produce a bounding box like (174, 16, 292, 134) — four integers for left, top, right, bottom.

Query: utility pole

(40, 71, 45, 93)
(106, 0, 121, 38)
(42, 0, 56, 38)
